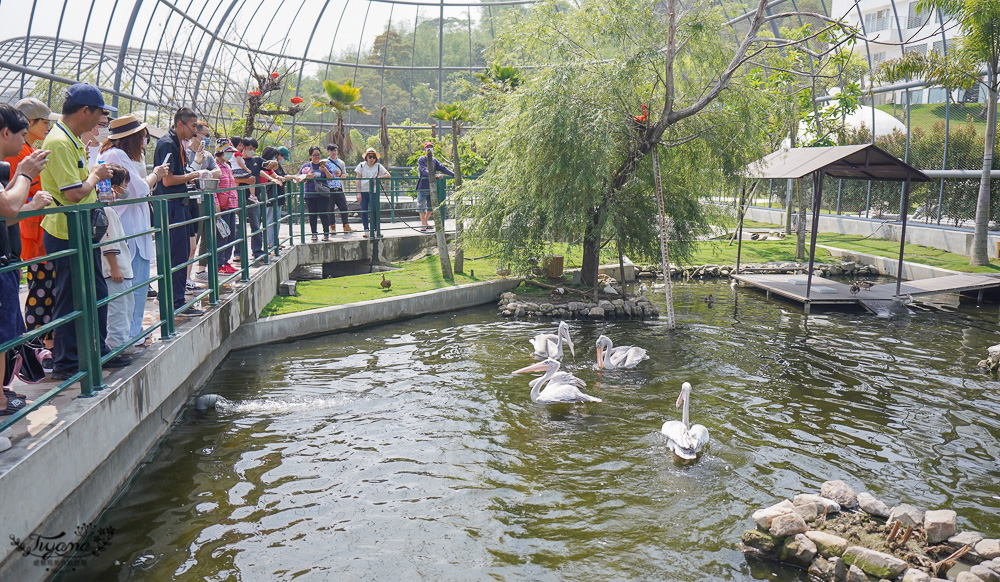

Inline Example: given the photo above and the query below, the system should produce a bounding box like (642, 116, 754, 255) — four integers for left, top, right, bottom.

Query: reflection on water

(59, 283, 1000, 581)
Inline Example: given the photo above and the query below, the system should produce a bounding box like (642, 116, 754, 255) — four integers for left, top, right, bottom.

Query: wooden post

(805, 170, 825, 301)
(895, 175, 912, 298)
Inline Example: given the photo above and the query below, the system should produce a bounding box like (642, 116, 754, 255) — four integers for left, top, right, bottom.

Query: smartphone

(203, 137, 211, 147)
(162, 152, 172, 166)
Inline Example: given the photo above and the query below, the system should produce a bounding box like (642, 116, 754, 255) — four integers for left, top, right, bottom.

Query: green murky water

(58, 282, 1000, 581)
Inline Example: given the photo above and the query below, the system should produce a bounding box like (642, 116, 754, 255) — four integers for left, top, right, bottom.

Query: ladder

(652, 144, 676, 330)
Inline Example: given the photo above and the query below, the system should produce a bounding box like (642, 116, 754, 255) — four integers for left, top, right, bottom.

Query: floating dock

(731, 273, 1000, 312)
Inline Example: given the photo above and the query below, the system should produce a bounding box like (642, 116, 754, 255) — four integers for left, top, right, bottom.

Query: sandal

(322, 235, 330, 241)
(1, 397, 27, 416)
(311, 235, 318, 242)
(3, 389, 26, 400)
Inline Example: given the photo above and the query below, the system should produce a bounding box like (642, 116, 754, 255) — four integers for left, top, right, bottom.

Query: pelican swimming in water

(594, 335, 648, 370)
(513, 358, 602, 403)
(660, 382, 710, 460)
(529, 321, 575, 360)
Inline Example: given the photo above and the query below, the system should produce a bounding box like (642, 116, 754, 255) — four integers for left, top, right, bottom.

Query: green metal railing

(0, 172, 458, 433)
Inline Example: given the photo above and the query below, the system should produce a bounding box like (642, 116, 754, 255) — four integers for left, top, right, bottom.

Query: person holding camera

(415, 141, 453, 232)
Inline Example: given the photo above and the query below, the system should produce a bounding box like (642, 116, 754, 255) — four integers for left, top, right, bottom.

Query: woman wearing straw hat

(97, 115, 170, 344)
(354, 147, 389, 237)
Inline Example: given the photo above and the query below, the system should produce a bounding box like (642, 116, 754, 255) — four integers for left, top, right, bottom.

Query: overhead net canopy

(0, 0, 993, 200)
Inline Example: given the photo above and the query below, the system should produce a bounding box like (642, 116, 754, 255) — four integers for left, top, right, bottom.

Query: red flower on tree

(291, 96, 304, 105)
(248, 90, 261, 96)
(271, 72, 280, 79)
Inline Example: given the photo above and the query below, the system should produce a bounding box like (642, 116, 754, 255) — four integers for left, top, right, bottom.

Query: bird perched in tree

(633, 104, 648, 124)
(380, 274, 391, 289)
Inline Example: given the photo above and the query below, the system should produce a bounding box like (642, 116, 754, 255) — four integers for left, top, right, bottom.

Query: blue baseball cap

(65, 83, 117, 113)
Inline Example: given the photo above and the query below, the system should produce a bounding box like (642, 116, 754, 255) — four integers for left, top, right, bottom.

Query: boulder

(901, 569, 932, 582)
(970, 564, 1000, 582)
(771, 512, 809, 538)
(795, 502, 819, 522)
(857, 492, 891, 518)
(842, 546, 909, 579)
(795, 494, 841, 514)
(741, 529, 780, 554)
(822, 480, 859, 510)
(888, 504, 924, 529)
(588, 307, 605, 319)
(976, 539, 1000, 560)
(809, 556, 834, 581)
(779, 533, 818, 567)
(984, 559, 1000, 574)
(830, 556, 847, 582)
(805, 530, 849, 558)
(847, 564, 870, 582)
(950, 532, 985, 548)
(956, 573, 985, 582)
(924, 510, 957, 544)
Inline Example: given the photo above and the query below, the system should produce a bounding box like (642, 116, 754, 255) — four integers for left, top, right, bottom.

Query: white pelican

(513, 358, 602, 403)
(595, 335, 648, 370)
(529, 321, 575, 360)
(661, 382, 710, 460)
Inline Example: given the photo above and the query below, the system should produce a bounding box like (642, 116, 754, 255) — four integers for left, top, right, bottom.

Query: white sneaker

(0, 437, 10, 453)
(195, 271, 209, 281)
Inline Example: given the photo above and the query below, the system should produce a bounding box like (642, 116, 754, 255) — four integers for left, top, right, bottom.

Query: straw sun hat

(364, 147, 379, 161)
(108, 114, 147, 140)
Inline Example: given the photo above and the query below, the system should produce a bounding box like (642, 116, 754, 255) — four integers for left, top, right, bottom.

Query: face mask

(224, 152, 234, 161)
(96, 127, 110, 142)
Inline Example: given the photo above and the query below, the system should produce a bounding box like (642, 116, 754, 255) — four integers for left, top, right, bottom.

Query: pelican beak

(675, 392, 685, 408)
(568, 340, 575, 358)
(513, 361, 550, 375)
(596, 346, 604, 369)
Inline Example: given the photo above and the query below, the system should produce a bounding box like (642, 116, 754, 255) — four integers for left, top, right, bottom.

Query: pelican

(513, 358, 602, 403)
(529, 321, 575, 360)
(660, 382, 710, 460)
(595, 335, 648, 370)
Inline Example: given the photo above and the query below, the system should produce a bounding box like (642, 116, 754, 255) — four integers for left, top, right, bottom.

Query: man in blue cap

(40, 83, 132, 380)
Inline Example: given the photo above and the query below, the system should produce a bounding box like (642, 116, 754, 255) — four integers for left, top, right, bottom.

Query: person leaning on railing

(5, 98, 60, 364)
(0, 103, 52, 415)
(213, 144, 239, 274)
(96, 114, 169, 342)
(354, 147, 390, 238)
(415, 141, 454, 232)
(39, 83, 133, 381)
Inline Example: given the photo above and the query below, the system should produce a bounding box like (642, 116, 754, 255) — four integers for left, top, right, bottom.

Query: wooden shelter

(737, 144, 930, 308)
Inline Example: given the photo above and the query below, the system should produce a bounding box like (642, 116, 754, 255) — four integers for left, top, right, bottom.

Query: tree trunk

(427, 149, 453, 279)
(452, 120, 465, 274)
(971, 80, 997, 266)
(581, 207, 603, 287)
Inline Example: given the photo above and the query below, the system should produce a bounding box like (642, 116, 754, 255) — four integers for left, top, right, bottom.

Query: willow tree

(430, 103, 472, 272)
(876, 0, 1000, 266)
(464, 0, 855, 285)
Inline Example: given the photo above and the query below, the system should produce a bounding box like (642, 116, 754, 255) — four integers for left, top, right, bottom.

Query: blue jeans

(359, 191, 370, 232)
(43, 232, 110, 373)
(266, 205, 282, 248)
(128, 248, 150, 337)
(167, 200, 191, 311)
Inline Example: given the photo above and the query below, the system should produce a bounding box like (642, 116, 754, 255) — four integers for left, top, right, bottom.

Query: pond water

(59, 282, 1000, 581)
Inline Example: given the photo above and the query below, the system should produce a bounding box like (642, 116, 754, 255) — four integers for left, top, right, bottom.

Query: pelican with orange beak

(595, 335, 648, 370)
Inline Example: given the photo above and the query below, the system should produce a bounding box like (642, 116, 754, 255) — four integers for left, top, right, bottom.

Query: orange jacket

(5, 142, 45, 261)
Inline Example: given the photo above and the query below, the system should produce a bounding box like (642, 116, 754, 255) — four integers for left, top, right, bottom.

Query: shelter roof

(743, 144, 930, 182)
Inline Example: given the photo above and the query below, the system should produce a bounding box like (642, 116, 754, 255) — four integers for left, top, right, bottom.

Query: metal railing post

(151, 198, 174, 338)
(66, 209, 102, 396)
(238, 188, 250, 282)
(204, 192, 219, 305)
(260, 195, 270, 264)
(298, 181, 306, 244)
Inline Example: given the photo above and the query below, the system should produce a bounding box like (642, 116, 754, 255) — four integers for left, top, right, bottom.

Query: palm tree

(430, 103, 472, 273)
(476, 65, 523, 93)
(876, 0, 1000, 266)
(314, 79, 370, 158)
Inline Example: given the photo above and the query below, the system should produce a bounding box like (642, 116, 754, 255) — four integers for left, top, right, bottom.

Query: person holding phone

(354, 147, 389, 238)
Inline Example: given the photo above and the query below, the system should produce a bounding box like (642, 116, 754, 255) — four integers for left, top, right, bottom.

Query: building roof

(743, 144, 930, 182)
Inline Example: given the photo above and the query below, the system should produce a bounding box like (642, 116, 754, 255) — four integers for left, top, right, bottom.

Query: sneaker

(104, 354, 133, 368)
(147, 288, 158, 298)
(311, 234, 318, 242)
(342, 224, 353, 232)
(195, 271, 209, 281)
(179, 307, 204, 317)
(50, 368, 77, 381)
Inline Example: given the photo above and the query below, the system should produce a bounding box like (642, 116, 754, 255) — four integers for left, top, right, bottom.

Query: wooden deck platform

(731, 272, 1000, 311)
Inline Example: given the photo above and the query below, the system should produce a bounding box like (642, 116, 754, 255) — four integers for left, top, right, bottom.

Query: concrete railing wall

(0, 237, 514, 582)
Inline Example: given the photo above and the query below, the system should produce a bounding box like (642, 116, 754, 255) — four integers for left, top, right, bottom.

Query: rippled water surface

(61, 283, 1000, 581)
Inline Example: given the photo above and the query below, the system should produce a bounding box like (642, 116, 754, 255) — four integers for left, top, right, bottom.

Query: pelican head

(595, 335, 612, 369)
(676, 381, 692, 408)
(513, 358, 560, 375)
(558, 321, 575, 357)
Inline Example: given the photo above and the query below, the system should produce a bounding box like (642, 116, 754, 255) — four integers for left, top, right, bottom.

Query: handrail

(0, 172, 462, 434)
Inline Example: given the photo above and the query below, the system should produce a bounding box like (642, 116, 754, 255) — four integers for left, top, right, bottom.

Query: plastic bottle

(96, 160, 113, 202)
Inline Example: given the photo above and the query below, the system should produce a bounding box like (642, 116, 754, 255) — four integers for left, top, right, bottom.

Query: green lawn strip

(670, 239, 834, 266)
(816, 234, 1000, 273)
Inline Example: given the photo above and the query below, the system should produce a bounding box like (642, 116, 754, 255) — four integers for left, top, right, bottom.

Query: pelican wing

(530, 333, 560, 358)
(608, 346, 648, 369)
(689, 424, 710, 452)
(549, 371, 586, 389)
(661, 421, 709, 459)
(537, 383, 601, 403)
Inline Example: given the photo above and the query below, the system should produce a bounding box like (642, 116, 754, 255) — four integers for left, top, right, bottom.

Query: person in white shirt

(354, 147, 389, 237)
(100, 164, 134, 350)
(96, 115, 169, 339)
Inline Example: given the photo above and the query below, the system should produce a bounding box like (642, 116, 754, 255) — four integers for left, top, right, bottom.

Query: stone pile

(635, 261, 878, 280)
(497, 292, 660, 320)
(741, 480, 1000, 582)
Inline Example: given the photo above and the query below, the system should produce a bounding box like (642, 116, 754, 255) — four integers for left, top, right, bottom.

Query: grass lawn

(875, 103, 987, 137)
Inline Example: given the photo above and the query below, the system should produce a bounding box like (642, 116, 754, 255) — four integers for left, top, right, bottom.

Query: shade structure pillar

(735, 181, 747, 275)
(805, 171, 824, 301)
(895, 175, 912, 298)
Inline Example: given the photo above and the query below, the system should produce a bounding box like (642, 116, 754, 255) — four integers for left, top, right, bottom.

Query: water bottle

(96, 160, 113, 202)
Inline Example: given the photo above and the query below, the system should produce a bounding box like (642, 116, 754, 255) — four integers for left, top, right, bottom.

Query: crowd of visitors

(0, 82, 455, 423)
